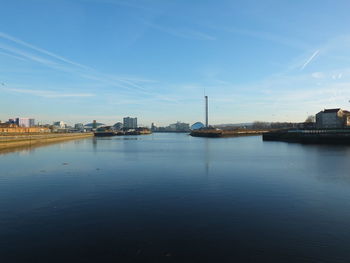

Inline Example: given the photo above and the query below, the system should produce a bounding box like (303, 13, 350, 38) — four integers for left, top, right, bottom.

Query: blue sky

(1, 0, 350, 126)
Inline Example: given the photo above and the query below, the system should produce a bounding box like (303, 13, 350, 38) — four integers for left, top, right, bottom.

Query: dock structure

(263, 129, 350, 144)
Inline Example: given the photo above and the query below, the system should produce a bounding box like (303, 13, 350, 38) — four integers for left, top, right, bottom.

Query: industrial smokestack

(205, 95, 208, 127)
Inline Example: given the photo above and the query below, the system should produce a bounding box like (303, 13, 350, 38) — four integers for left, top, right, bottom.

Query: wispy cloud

(204, 24, 310, 50)
(142, 20, 216, 41)
(2, 87, 94, 98)
(0, 32, 91, 70)
(300, 50, 320, 70)
(0, 50, 27, 61)
(0, 31, 164, 98)
(311, 72, 324, 79)
(79, 0, 160, 13)
(0, 43, 59, 68)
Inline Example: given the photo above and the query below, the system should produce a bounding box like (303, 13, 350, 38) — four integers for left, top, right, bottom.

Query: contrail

(0, 31, 165, 98)
(0, 32, 91, 70)
(300, 49, 320, 70)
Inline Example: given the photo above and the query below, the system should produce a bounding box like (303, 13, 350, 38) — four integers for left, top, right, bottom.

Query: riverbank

(190, 129, 269, 138)
(0, 133, 93, 151)
(263, 129, 350, 144)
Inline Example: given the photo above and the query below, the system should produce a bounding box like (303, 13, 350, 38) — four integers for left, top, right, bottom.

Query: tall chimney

(205, 95, 208, 127)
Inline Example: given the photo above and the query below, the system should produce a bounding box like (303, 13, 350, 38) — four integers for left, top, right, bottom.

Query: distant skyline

(1, 0, 350, 126)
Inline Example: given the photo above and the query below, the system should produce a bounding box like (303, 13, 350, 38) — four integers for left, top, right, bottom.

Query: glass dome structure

(191, 122, 205, 130)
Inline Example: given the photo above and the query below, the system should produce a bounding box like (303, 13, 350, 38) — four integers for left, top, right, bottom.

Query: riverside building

(15, 118, 35, 127)
(316, 108, 350, 129)
(123, 117, 137, 129)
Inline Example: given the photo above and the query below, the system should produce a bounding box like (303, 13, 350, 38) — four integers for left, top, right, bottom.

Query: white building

(53, 121, 67, 128)
(123, 117, 137, 129)
(16, 118, 35, 127)
(316, 108, 350, 128)
(168, 122, 190, 131)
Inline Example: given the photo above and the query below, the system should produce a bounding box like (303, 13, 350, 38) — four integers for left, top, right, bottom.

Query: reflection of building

(123, 117, 137, 129)
(316, 108, 350, 128)
(16, 118, 35, 127)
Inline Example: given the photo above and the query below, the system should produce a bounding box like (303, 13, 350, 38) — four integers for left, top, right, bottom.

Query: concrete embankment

(0, 133, 93, 151)
(263, 129, 350, 144)
(190, 129, 268, 138)
(221, 130, 268, 137)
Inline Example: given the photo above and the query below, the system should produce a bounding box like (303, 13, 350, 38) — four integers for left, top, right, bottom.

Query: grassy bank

(0, 133, 93, 151)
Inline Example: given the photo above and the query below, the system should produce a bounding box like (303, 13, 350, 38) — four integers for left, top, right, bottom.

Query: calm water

(1, 133, 350, 262)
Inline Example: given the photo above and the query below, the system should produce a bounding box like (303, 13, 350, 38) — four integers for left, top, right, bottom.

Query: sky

(1, 0, 350, 126)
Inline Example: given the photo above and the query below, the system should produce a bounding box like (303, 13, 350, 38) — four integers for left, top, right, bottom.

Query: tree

(252, 121, 270, 129)
(305, 115, 315, 123)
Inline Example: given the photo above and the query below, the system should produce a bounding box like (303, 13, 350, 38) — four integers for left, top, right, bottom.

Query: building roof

(0, 123, 17, 128)
(323, 108, 341, 113)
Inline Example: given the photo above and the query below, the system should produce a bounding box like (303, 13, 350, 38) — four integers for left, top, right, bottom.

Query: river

(1, 133, 350, 262)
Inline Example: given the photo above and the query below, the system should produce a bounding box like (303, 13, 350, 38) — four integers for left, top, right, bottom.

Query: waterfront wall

(0, 126, 50, 134)
(190, 129, 269, 138)
(263, 129, 350, 144)
(0, 133, 93, 151)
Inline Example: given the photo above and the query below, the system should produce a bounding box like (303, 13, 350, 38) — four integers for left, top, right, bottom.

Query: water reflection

(204, 138, 210, 177)
(312, 145, 350, 183)
(0, 145, 36, 156)
(1, 134, 350, 262)
(92, 137, 97, 153)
